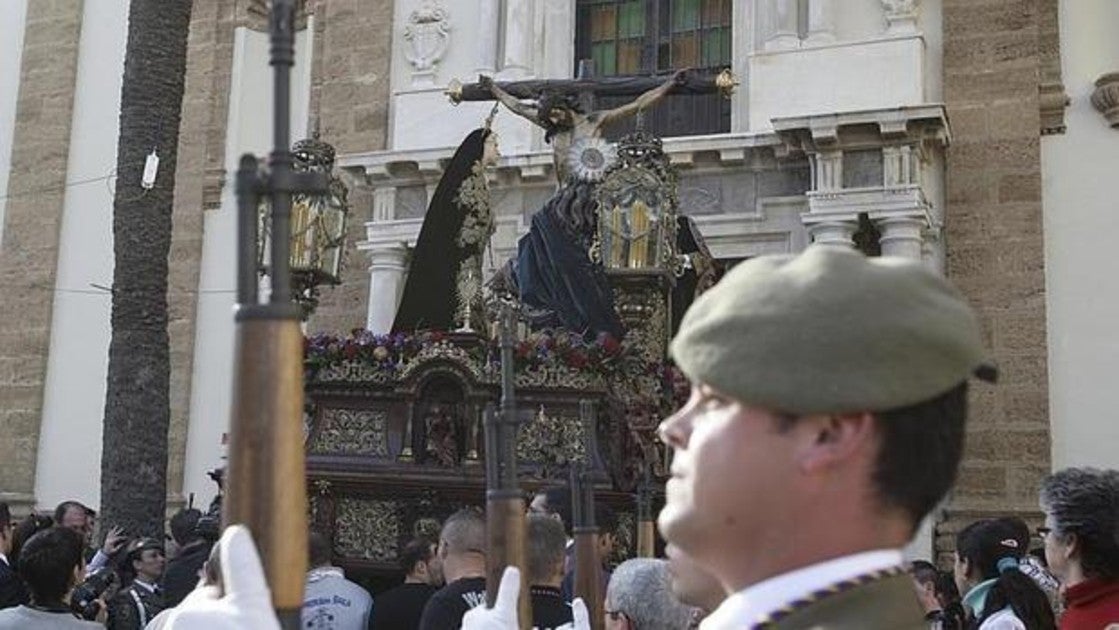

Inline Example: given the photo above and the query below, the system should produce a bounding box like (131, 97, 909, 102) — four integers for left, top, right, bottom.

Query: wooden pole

(571, 466, 603, 630)
(223, 3, 325, 628)
(484, 305, 530, 628)
(636, 466, 656, 558)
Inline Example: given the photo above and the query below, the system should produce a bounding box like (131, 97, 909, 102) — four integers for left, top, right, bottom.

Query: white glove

(159, 525, 281, 630)
(460, 566, 592, 630)
(461, 566, 520, 630)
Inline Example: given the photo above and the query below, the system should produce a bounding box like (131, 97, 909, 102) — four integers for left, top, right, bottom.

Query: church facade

(0, 0, 1116, 562)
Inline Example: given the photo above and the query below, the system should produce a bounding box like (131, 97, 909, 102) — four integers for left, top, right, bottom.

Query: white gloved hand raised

(160, 525, 281, 630)
(460, 566, 592, 630)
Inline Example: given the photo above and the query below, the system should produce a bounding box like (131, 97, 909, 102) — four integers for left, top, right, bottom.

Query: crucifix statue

(448, 68, 735, 340)
(449, 68, 736, 185)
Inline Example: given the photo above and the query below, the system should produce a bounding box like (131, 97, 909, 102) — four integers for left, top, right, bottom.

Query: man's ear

(795, 412, 876, 474)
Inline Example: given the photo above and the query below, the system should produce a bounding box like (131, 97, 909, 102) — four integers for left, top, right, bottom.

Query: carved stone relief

(881, 0, 918, 34)
(404, 2, 451, 86)
(308, 408, 389, 456)
(334, 498, 400, 561)
(1091, 73, 1119, 129)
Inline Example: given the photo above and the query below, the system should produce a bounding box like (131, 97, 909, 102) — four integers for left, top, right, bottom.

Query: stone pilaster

(766, 0, 800, 50)
(806, 0, 836, 44)
(941, 0, 1050, 553)
(0, 0, 84, 512)
(304, 0, 394, 334)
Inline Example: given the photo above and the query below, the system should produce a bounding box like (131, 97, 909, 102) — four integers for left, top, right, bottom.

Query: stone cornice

(771, 104, 950, 152)
(338, 131, 784, 187)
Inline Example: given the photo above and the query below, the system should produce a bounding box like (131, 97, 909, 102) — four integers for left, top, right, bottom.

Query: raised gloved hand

(460, 566, 591, 630)
(161, 525, 281, 630)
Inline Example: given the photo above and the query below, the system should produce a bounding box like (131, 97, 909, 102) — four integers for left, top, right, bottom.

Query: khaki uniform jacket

(767, 574, 928, 630)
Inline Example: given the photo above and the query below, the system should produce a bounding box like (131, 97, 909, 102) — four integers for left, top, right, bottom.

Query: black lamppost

(224, 1, 326, 627)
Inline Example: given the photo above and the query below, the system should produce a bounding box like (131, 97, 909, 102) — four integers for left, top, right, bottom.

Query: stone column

(805, 220, 857, 247)
(500, 0, 534, 79)
(806, 0, 835, 44)
(766, 0, 800, 50)
(366, 244, 409, 333)
(476, 0, 500, 74)
(877, 215, 926, 259)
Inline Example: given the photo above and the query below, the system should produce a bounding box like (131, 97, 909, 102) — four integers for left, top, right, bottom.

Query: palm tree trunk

(99, 0, 193, 539)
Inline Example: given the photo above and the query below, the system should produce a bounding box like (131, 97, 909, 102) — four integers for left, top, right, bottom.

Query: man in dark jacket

(0, 504, 29, 610)
(108, 538, 166, 629)
(160, 508, 211, 608)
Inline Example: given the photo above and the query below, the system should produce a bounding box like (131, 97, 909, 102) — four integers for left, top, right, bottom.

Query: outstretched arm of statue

(595, 68, 689, 129)
(480, 75, 540, 126)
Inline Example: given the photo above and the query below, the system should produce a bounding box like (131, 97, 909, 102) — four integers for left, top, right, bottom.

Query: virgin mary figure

(391, 122, 499, 334)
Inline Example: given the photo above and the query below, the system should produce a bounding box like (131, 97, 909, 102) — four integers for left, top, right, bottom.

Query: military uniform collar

(699, 549, 904, 630)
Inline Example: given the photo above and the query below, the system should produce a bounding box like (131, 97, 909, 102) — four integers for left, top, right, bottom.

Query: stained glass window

(575, 0, 733, 138)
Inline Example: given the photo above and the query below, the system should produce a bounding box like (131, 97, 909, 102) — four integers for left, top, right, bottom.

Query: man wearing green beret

(658, 245, 994, 630)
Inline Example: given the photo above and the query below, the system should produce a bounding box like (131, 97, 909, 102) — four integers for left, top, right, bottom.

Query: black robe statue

(511, 179, 625, 339)
(392, 129, 491, 333)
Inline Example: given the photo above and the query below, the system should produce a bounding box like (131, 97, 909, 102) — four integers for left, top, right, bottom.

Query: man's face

(657, 383, 800, 578)
(0, 521, 12, 556)
(528, 493, 552, 517)
(424, 543, 445, 586)
(133, 548, 166, 581)
(60, 507, 90, 542)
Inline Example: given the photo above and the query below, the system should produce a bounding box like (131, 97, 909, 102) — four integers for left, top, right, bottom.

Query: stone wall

(939, 0, 1051, 562)
(0, 0, 84, 512)
(306, 0, 393, 334)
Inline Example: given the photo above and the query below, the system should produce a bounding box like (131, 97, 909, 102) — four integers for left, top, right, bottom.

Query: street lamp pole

(224, 1, 326, 627)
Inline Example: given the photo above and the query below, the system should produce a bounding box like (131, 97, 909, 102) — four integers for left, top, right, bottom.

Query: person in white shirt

(656, 246, 995, 629)
(301, 531, 372, 630)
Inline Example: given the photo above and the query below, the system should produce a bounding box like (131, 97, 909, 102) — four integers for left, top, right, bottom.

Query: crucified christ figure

(479, 69, 688, 184)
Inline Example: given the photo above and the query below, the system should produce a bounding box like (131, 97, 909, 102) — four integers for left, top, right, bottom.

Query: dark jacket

(0, 558, 29, 610)
(160, 540, 211, 608)
(107, 581, 166, 630)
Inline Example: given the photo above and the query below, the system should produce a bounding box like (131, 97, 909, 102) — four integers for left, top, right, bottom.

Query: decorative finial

(484, 101, 500, 131)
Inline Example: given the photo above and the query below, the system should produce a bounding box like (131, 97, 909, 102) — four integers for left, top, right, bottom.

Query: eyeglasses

(1036, 526, 1053, 539)
(605, 609, 627, 621)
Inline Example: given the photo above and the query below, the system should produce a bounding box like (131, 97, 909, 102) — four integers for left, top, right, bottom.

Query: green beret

(670, 246, 990, 415)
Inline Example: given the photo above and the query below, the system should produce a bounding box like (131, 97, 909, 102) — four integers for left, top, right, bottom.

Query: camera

(194, 467, 224, 542)
(70, 567, 116, 620)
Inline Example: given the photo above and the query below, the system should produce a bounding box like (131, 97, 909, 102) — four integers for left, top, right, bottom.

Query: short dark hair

(308, 531, 332, 568)
(537, 487, 573, 536)
(10, 513, 54, 567)
(399, 538, 435, 575)
(0, 503, 10, 529)
(17, 526, 85, 605)
(52, 500, 88, 524)
(872, 382, 968, 529)
(594, 502, 618, 533)
(526, 515, 567, 585)
(909, 559, 938, 586)
(1040, 467, 1119, 580)
(169, 508, 202, 546)
(773, 382, 968, 530)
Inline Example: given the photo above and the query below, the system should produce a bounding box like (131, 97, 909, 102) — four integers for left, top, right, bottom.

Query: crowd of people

(0, 247, 1116, 629)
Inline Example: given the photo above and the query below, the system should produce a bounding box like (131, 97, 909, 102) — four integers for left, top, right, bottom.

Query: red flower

(601, 335, 621, 355)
